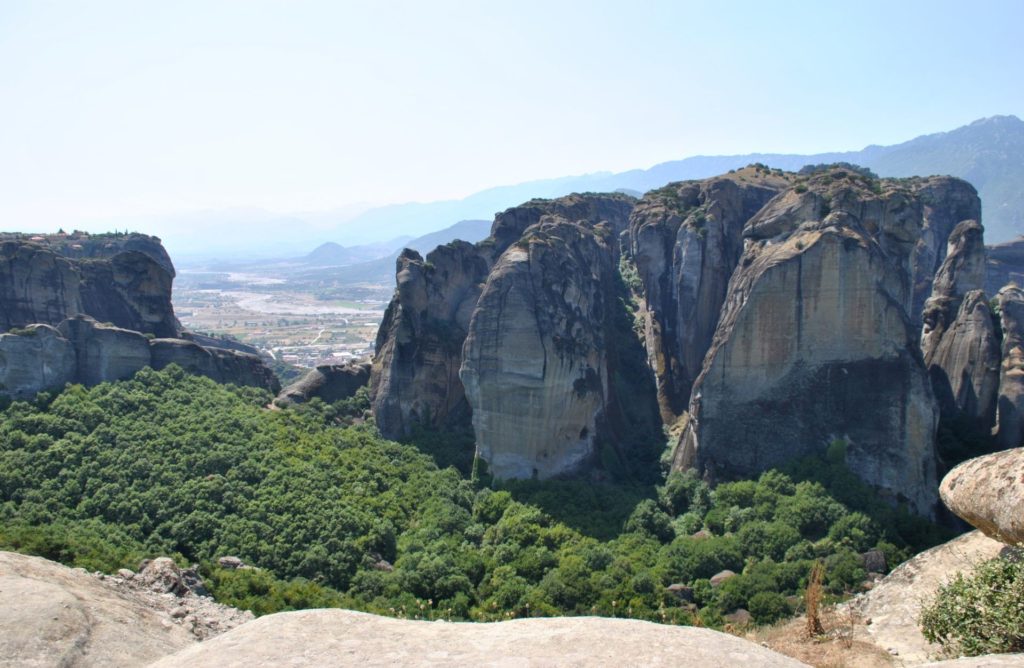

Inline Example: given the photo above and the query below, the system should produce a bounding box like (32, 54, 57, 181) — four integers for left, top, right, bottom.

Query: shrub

(749, 591, 791, 624)
(920, 556, 1024, 656)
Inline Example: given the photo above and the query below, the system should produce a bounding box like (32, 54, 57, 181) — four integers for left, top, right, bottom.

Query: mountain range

(163, 115, 1023, 261)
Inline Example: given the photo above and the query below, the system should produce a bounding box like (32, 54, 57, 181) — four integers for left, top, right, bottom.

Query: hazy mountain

(304, 238, 412, 266)
(295, 219, 491, 285)
(332, 115, 1023, 243)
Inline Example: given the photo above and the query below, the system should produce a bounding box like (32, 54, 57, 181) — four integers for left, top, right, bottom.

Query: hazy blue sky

(1, 0, 1022, 232)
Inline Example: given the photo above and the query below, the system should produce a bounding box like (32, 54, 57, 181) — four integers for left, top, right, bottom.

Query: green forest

(0, 366, 948, 626)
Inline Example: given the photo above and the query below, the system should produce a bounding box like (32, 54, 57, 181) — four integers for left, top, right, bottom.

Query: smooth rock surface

(676, 170, 977, 514)
(0, 551, 194, 667)
(848, 530, 1005, 665)
(940, 448, 1024, 545)
(149, 609, 810, 668)
(0, 324, 76, 399)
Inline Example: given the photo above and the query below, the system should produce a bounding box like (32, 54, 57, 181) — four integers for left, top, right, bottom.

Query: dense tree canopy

(0, 367, 947, 625)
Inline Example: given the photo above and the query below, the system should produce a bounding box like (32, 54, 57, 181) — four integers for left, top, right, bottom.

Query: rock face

(0, 316, 280, 398)
(626, 172, 788, 420)
(847, 530, 1005, 664)
(369, 193, 636, 443)
(0, 325, 76, 400)
(148, 609, 809, 668)
(0, 233, 180, 338)
(370, 243, 490, 438)
(920, 220, 1000, 433)
(460, 219, 620, 479)
(676, 171, 980, 514)
(275, 361, 371, 406)
(0, 233, 281, 398)
(995, 285, 1024, 449)
(940, 448, 1024, 545)
(985, 237, 1024, 296)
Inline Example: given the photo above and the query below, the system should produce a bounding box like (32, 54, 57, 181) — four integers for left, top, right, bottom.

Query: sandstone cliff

(460, 218, 619, 479)
(369, 193, 636, 442)
(276, 361, 371, 406)
(985, 237, 1024, 295)
(676, 170, 980, 514)
(626, 169, 789, 421)
(994, 285, 1024, 449)
(0, 233, 179, 338)
(0, 317, 280, 399)
(920, 220, 1000, 434)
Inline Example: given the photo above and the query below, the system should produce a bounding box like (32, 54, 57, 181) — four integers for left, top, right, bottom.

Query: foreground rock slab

(0, 551, 194, 667)
(848, 530, 1005, 665)
(940, 448, 1024, 545)
(149, 609, 809, 668)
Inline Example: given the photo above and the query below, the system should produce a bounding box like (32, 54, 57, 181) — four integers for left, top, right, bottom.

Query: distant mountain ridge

(332, 115, 1024, 244)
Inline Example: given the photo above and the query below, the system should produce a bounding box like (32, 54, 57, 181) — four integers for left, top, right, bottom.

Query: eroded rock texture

(920, 220, 1000, 433)
(0, 325, 76, 400)
(676, 170, 980, 514)
(995, 285, 1024, 449)
(0, 233, 179, 338)
(460, 219, 619, 479)
(626, 171, 788, 421)
(940, 448, 1024, 545)
(369, 193, 635, 441)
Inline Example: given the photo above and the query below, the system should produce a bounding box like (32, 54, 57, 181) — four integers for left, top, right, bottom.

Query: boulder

(138, 557, 190, 596)
(940, 448, 1024, 545)
(275, 361, 370, 406)
(710, 569, 737, 587)
(860, 548, 888, 574)
(148, 609, 809, 668)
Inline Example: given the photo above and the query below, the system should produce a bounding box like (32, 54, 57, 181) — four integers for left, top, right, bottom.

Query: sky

(1, 0, 1022, 238)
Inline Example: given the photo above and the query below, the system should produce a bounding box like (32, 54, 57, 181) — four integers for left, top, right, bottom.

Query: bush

(920, 556, 1024, 656)
(749, 591, 791, 624)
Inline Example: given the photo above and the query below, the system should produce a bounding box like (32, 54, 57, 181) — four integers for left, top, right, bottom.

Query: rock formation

(0, 551, 250, 668)
(995, 285, 1024, 449)
(147, 609, 809, 668)
(275, 361, 371, 406)
(0, 233, 281, 398)
(985, 236, 1024, 295)
(0, 233, 180, 338)
(460, 218, 620, 479)
(676, 170, 981, 514)
(626, 170, 789, 421)
(940, 448, 1024, 545)
(369, 193, 635, 442)
(920, 220, 1000, 433)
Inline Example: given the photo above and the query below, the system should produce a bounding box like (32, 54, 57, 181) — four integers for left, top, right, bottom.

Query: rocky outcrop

(940, 448, 1024, 545)
(626, 169, 788, 420)
(0, 234, 179, 338)
(370, 242, 490, 438)
(920, 220, 1000, 433)
(0, 324, 76, 400)
(460, 219, 620, 479)
(59, 316, 153, 385)
(676, 170, 981, 514)
(275, 361, 371, 406)
(846, 530, 1005, 664)
(0, 551, 247, 668)
(369, 193, 635, 441)
(985, 237, 1024, 296)
(995, 286, 1024, 449)
(0, 316, 280, 398)
(148, 609, 809, 668)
